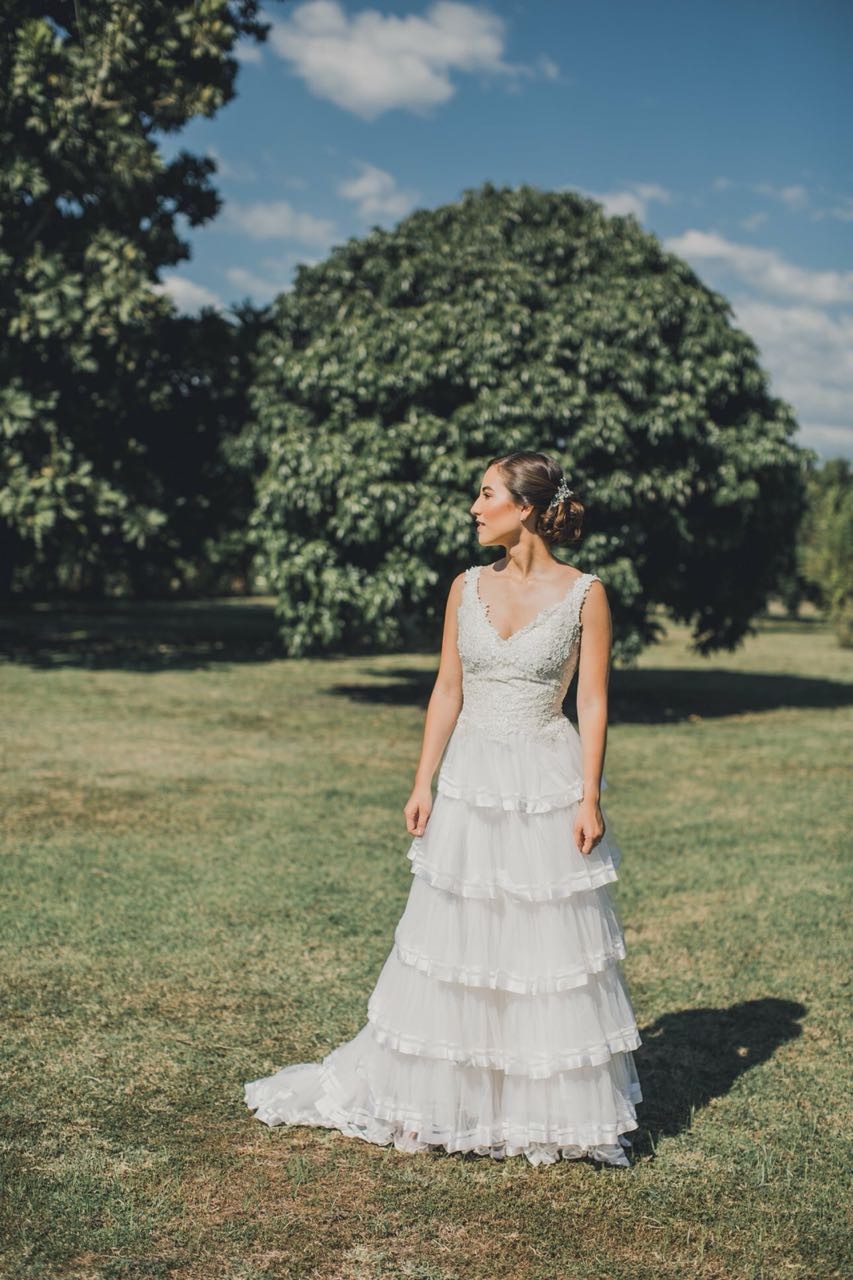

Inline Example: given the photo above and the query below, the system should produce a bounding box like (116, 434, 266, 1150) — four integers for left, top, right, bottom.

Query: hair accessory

(548, 475, 574, 508)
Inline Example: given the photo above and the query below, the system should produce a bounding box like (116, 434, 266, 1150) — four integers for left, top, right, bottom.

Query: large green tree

(243, 182, 813, 660)
(0, 1, 271, 596)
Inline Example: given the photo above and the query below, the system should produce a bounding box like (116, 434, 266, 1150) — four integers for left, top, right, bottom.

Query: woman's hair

(486, 450, 584, 547)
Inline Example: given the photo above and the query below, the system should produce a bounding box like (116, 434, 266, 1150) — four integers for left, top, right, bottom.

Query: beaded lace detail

(455, 565, 600, 743)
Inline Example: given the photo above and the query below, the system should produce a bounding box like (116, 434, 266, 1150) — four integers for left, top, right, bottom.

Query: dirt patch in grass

(3, 776, 227, 840)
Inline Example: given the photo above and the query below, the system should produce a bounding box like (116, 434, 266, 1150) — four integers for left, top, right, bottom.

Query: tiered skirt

(244, 719, 643, 1167)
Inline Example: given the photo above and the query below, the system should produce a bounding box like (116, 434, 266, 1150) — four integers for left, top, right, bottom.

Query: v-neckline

(473, 565, 589, 644)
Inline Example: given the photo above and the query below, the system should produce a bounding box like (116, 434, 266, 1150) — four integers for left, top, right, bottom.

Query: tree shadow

(628, 997, 807, 1160)
(0, 598, 283, 670)
(2, 603, 849, 725)
(328, 665, 853, 723)
(0, 598, 445, 671)
(608, 666, 852, 722)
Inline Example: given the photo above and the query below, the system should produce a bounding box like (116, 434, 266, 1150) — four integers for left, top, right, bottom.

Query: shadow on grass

(630, 997, 807, 1161)
(0, 596, 444, 670)
(0, 598, 283, 670)
(2, 600, 850, 723)
(331, 666, 853, 723)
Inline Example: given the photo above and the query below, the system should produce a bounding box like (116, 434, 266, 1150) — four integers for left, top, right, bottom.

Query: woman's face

(469, 465, 529, 547)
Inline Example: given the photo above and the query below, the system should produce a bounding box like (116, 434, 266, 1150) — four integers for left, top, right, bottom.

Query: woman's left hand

(573, 798, 605, 855)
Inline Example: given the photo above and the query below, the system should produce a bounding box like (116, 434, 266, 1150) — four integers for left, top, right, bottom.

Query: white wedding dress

(244, 565, 643, 1166)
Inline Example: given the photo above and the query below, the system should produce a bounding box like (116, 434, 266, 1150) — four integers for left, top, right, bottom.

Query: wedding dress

(244, 565, 643, 1167)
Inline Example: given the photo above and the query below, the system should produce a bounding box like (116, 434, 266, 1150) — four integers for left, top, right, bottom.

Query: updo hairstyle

(487, 450, 584, 547)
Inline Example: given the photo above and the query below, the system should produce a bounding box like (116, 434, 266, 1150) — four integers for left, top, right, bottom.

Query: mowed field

(1, 597, 850, 1280)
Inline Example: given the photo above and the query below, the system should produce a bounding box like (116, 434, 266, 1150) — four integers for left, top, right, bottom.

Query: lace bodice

(455, 565, 600, 743)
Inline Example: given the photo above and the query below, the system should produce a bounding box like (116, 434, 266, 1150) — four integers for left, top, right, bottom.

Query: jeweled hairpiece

(548, 475, 574, 509)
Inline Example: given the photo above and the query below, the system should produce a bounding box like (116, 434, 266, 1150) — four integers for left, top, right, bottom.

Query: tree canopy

(244, 182, 812, 660)
(0, 1, 270, 596)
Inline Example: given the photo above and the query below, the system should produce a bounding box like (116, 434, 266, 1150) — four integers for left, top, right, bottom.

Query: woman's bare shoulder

(446, 568, 468, 606)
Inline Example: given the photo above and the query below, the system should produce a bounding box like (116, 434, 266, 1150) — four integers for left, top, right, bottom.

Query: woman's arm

(403, 572, 465, 836)
(573, 579, 613, 853)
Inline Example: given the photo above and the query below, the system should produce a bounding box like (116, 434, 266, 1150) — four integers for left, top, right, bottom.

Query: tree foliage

(794, 458, 852, 646)
(243, 182, 813, 660)
(0, 0, 270, 595)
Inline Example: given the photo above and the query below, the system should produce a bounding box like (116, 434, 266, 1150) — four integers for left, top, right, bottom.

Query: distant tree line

(2, 5, 848, 653)
(777, 458, 852, 647)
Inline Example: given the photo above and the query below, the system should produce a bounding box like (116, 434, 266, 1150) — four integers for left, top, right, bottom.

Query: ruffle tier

(245, 719, 642, 1168)
(436, 714, 608, 813)
(408, 791, 622, 901)
(244, 1023, 640, 1167)
(393, 874, 627, 994)
(367, 946, 640, 1077)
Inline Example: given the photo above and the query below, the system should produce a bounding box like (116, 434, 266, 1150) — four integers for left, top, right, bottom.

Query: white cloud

(752, 182, 810, 211)
(571, 182, 673, 222)
(815, 194, 853, 223)
(264, 0, 536, 119)
(153, 276, 223, 314)
(261, 252, 323, 272)
(224, 252, 327, 304)
(337, 162, 420, 221)
(660, 229, 853, 457)
(223, 198, 336, 244)
(225, 267, 283, 303)
(797, 422, 853, 452)
(723, 296, 853, 459)
(740, 211, 769, 231)
(633, 183, 673, 205)
(711, 177, 853, 224)
(664, 230, 853, 305)
(234, 39, 263, 65)
(207, 146, 257, 183)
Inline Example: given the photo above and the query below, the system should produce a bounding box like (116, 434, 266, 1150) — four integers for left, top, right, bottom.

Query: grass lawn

(1, 598, 850, 1280)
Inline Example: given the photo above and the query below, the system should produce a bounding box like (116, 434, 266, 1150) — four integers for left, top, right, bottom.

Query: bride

(244, 449, 643, 1167)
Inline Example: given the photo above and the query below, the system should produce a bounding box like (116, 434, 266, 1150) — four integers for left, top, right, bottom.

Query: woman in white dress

(244, 450, 643, 1167)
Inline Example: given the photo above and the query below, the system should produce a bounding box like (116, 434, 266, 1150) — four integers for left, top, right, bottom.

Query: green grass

(1, 600, 850, 1280)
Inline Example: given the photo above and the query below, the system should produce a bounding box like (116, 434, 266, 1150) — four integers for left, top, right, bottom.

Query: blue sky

(158, 0, 853, 460)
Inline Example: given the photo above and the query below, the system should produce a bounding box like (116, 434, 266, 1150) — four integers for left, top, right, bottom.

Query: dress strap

(459, 565, 481, 615)
(463, 564, 482, 593)
(580, 573, 600, 617)
(566, 572, 601, 630)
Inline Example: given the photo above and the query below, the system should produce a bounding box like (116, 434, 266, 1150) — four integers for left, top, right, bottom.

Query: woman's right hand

(403, 785, 433, 837)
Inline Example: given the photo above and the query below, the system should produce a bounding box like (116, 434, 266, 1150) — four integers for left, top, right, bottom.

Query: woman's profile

(244, 449, 643, 1166)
